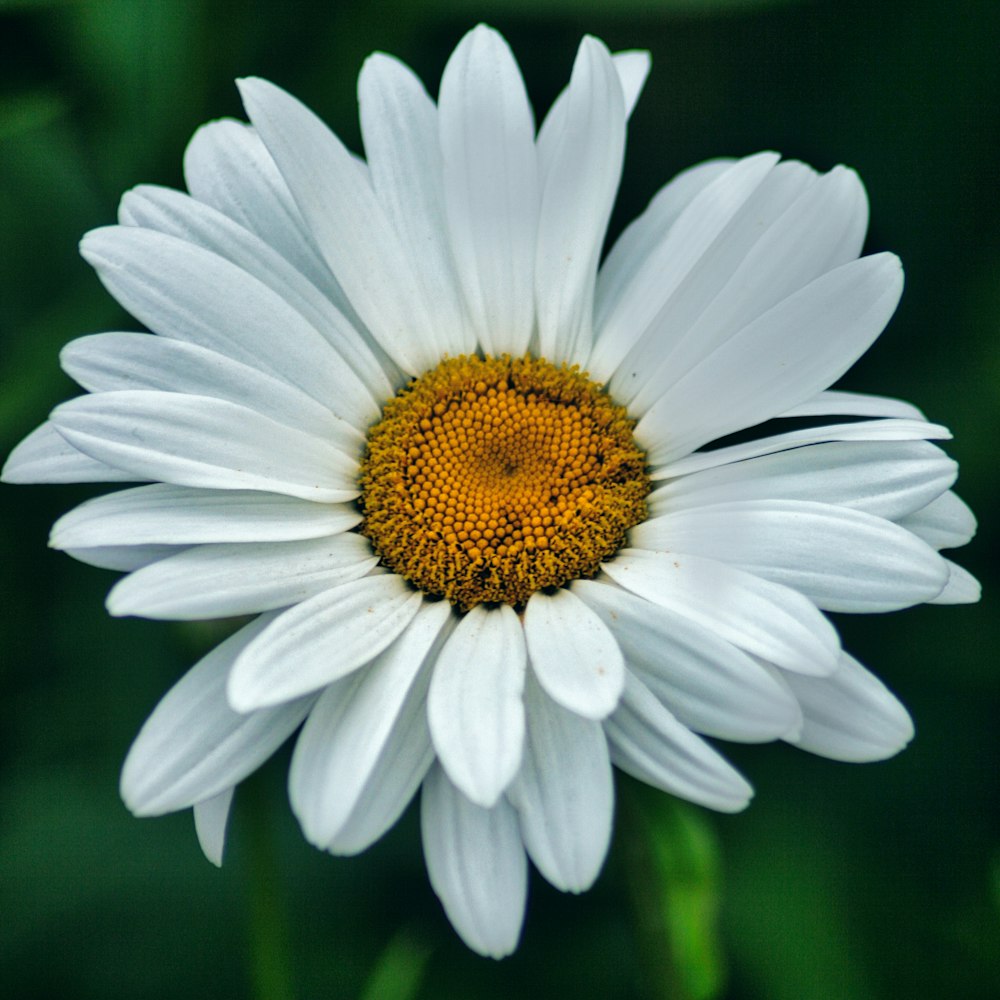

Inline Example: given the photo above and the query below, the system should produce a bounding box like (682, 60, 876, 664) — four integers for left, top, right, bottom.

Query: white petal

(1, 420, 142, 484)
(619, 164, 869, 413)
(535, 36, 625, 365)
(897, 490, 977, 549)
(636, 253, 905, 466)
(652, 418, 952, 481)
(228, 574, 423, 711)
(574, 579, 802, 742)
(427, 603, 527, 808)
(928, 560, 981, 605)
(289, 600, 451, 851)
(358, 53, 472, 356)
(118, 185, 394, 404)
(421, 763, 527, 959)
(523, 588, 624, 720)
(648, 439, 957, 522)
(589, 151, 782, 382)
(50, 483, 359, 549)
(61, 332, 363, 453)
(602, 550, 840, 675)
(51, 391, 358, 503)
(438, 25, 539, 356)
(605, 672, 753, 813)
(237, 77, 440, 376)
(782, 652, 914, 762)
(612, 50, 651, 118)
(182, 118, 364, 328)
(779, 389, 925, 421)
(81, 226, 374, 425)
(595, 158, 735, 333)
(632, 500, 950, 613)
(121, 614, 315, 815)
(107, 534, 378, 620)
(506, 676, 613, 893)
(194, 787, 234, 867)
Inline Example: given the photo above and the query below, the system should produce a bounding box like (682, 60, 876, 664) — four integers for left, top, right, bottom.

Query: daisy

(2, 25, 979, 958)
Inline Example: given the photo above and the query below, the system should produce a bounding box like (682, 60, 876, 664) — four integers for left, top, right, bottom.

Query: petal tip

(225, 662, 263, 715)
(1, 454, 24, 484)
(119, 767, 154, 818)
(105, 583, 136, 618)
(720, 781, 755, 814)
(236, 75, 282, 111)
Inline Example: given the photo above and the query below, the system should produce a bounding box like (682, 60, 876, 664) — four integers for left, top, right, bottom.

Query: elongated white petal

(50, 483, 359, 549)
(652, 418, 952, 481)
(632, 500, 950, 613)
(228, 575, 423, 711)
(194, 787, 234, 867)
(1, 420, 142, 484)
(535, 36, 625, 365)
(182, 118, 364, 329)
(61, 332, 363, 452)
(108, 534, 378, 620)
(928, 560, 981, 605)
(618, 164, 868, 412)
(421, 764, 527, 959)
(439, 25, 538, 356)
(603, 550, 840, 675)
(81, 226, 374, 424)
(897, 490, 977, 550)
(648, 439, 957, 522)
(290, 600, 451, 851)
(427, 604, 527, 808)
(589, 152, 781, 381)
(779, 389, 925, 420)
(605, 672, 753, 812)
(636, 253, 905, 466)
(523, 588, 624, 720)
(595, 158, 735, 331)
(507, 676, 613, 893)
(237, 77, 440, 376)
(358, 53, 472, 356)
(121, 614, 315, 815)
(51, 391, 358, 503)
(782, 653, 914, 762)
(574, 579, 801, 742)
(118, 185, 393, 404)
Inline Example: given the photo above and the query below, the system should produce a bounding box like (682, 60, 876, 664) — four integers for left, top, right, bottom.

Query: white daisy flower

(2, 25, 979, 958)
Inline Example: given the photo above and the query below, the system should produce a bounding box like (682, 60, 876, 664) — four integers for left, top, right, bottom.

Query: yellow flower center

(359, 354, 649, 610)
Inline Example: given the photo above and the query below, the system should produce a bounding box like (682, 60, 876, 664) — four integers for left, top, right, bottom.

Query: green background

(0, 1, 996, 998)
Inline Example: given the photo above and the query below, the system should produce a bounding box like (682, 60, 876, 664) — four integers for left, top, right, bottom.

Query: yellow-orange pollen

(358, 354, 649, 610)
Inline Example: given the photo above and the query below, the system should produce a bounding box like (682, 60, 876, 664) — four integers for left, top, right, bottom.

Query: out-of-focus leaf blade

(0, 90, 68, 140)
(46, 0, 207, 187)
(359, 928, 433, 1000)
(621, 780, 727, 1000)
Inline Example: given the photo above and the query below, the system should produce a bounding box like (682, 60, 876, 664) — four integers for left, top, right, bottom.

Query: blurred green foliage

(620, 782, 727, 1000)
(1, 1, 997, 998)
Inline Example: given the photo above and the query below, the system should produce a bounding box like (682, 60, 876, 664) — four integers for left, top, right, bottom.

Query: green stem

(242, 778, 296, 1000)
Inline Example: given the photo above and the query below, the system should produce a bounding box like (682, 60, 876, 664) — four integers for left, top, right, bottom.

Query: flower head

(2, 24, 979, 957)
